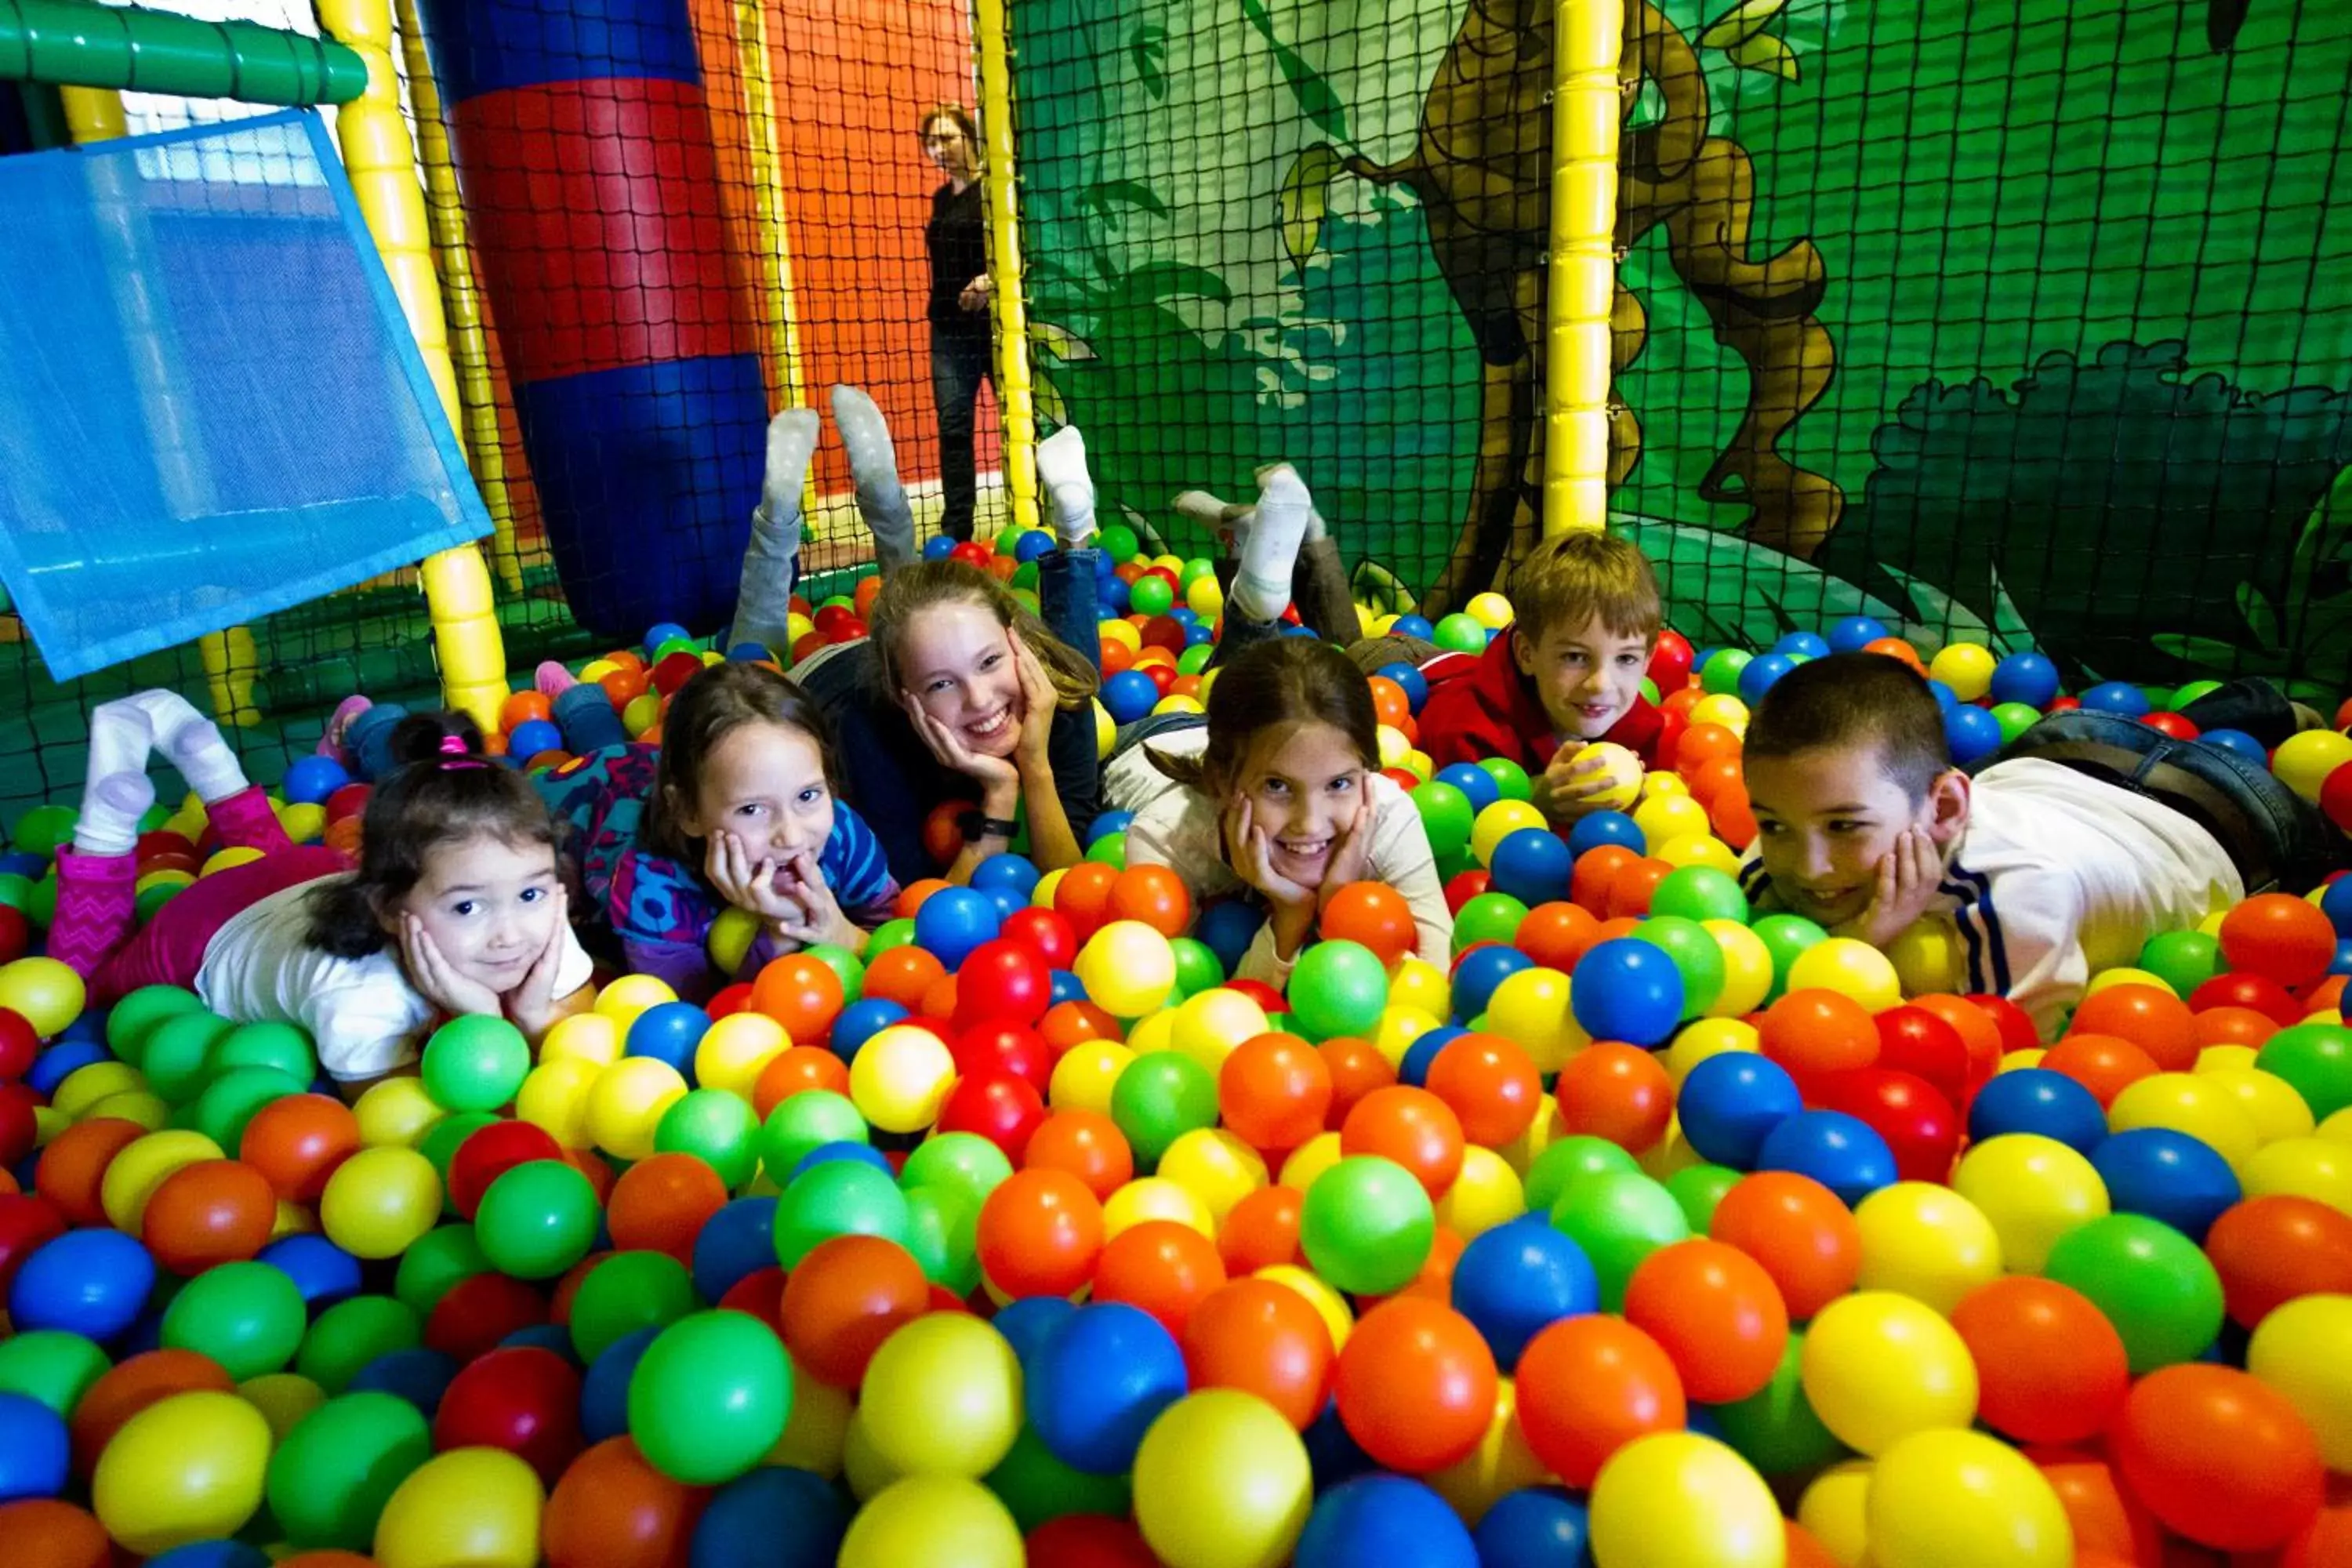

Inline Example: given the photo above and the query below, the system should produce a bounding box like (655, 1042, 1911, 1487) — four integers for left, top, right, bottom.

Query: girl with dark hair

(48, 691, 595, 1092)
(535, 661, 898, 1000)
(1108, 637, 1453, 981)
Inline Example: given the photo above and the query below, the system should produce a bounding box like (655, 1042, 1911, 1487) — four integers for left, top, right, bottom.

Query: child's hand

(1011, 633, 1058, 774)
(768, 851, 863, 951)
(504, 887, 571, 1037)
(1315, 792, 1376, 911)
(1835, 826, 1944, 949)
(1534, 750, 1621, 822)
(1225, 797, 1319, 960)
(902, 694, 1020, 798)
(705, 829, 804, 924)
(401, 914, 503, 1019)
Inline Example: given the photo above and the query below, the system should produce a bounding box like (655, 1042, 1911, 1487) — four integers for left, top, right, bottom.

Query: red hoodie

(1419, 629, 1667, 774)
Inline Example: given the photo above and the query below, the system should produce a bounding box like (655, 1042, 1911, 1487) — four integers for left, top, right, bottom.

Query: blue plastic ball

(0, 1390, 67, 1501)
(1826, 615, 1890, 653)
(830, 997, 909, 1064)
(1965, 1068, 2108, 1155)
(24, 1039, 107, 1096)
(2200, 727, 2267, 764)
(1925, 678, 1958, 711)
(923, 536, 957, 561)
(1026, 1302, 1187, 1475)
(2333, 937, 2352, 978)
(1391, 614, 1436, 642)
(1451, 943, 1534, 1020)
(1450, 1221, 1599, 1372)
(1184, 622, 1214, 648)
(345, 1346, 460, 1417)
(1988, 651, 2061, 708)
(1049, 968, 1084, 1006)
(691, 1196, 779, 1303)
(1283, 622, 1322, 640)
(790, 1142, 895, 1181)
(1435, 762, 1502, 815)
(1944, 702, 2005, 765)
(643, 622, 694, 655)
(1773, 631, 1831, 660)
(1304, 1397, 1378, 1491)
(1014, 531, 1057, 564)
(1098, 573, 1131, 614)
(1489, 826, 1573, 907)
(912, 886, 1001, 969)
(1194, 900, 1269, 978)
(1087, 810, 1134, 844)
(1298, 1475, 1477, 1568)
(970, 854, 1042, 897)
(255, 1233, 363, 1311)
(691, 1465, 851, 1568)
(726, 641, 774, 662)
(278, 753, 351, 806)
(626, 1001, 710, 1082)
(1756, 1110, 1897, 1207)
(1567, 938, 1686, 1048)
(506, 719, 563, 760)
(1473, 1486, 1594, 1568)
(146, 1545, 269, 1568)
(2079, 681, 2151, 717)
(1378, 661, 1432, 712)
(1101, 670, 1163, 724)
(1677, 1053, 1803, 1171)
(500, 1323, 579, 1360)
(579, 1326, 662, 1443)
(1566, 810, 1644, 857)
(2092, 1127, 2241, 1243)
(978, 886, 1027, 926)
(993, 1295, 1078, 1367)
(7, 1228, 154, 1340)
(1737, 652, 1798, 705)
(1399, 1025, 1465, 1089)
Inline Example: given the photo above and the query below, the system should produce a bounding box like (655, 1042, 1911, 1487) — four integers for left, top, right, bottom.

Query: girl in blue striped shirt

(536, 662, 898, 1001)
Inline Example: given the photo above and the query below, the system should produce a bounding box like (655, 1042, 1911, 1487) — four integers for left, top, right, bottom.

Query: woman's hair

(868, 560, 1100, 710)
(918, 103, 980, 149)
(643, 662, 840, 862)
(305, 713, 563, 958)
(1151, 637, 1377, 793)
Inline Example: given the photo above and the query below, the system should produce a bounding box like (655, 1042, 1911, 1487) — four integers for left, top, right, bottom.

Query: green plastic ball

(1285, 939, 1388, 1041)
(2256, 1022, 2352, 1122)
(190, 1065, 306, 1152)
(568, 1249, 702, 1363)
(0, 1330, 112, 1415)
(867, 918, 919, 956)
(774, 1160, 911, 1268)
(1453, 892, 1530, 952)
(419, 1014, 532, 1113)
(2042, 1214, 2223, 1375)
(1299, 1154, 1436, 1295)
(1176, 644, 1214, 676)
(1751, 913, 1830, 1004)
(13, 803, 78, 857)
(1168, 937, 1225, 1000)
(627, 1310, 792, 1484)
(802, 943, 866, 1003)
(0, 873, 33, 913)
(2169, 679, 2223, 710)
(1646, 866, 1749, 925)
(1098, 523, 1142, 562)
(758, 1089, 868, 1185)
(1432, 614, 1488, 655)
(1477, 757, 1533, 803)
(1523, 1134, 1642, 1218)
(1664, 1162, 1742, 1233)
(903, 1183, 982, 1294)
(213, 1021, 318, 1084)
(1990, 702, 2044, 745)
(1709, 1334, 1846, 1475)
(135, 882, 184, 924)
(141, 1010, 235, 1104)
(1085, 831, 1128, 869)
(1635, 916, 1726, 1018)
(266, 1391, 433, 1550)
(986, 1423, 1134, 1533)
(296, 1296, 423, 1394)
(1411, 782, 1475, 860)
(898, 1131, 1014, 1209)
(392, 1224, 490, 1318)
(2137, 930, 2223, 1000)
(474, 1158, 601, 1279)
(162, 1258, 307, 1379)
(1548, 1169, 1690, 1311)
(655, 1088, 760, 1189)
(1111, 1052, 1218, 1169)
(1700, 649, 1754, 697)
(1129, 575, 1176, 618)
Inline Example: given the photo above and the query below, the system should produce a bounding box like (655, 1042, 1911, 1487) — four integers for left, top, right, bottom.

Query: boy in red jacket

(1420, 532, 1668, 822)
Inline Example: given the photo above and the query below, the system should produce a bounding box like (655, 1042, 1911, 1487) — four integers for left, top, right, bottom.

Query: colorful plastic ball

(1301, 1155, 1434, 1296)
(2091, 1125, 2239, 1242)
(1285, 939, 1388, 1042)
(1824, 616, 1887, 653)
(584, 1058, 689, 1161)
(1799, 1290, 1976, 1456)
(2111, 1363, 2325, 1553)
(90, 1390, 271, 1555)
(0, 957, 83, 1038)
(0, 1389, 67, 1502)
(473, 1159, 600, 1279)
(2275, 729, 2352, 802)
(1566, 938, 1684, 1047)
(265, 1390, 432, 1551)
(1987, 650, 2060, 707)
(296, 1296, 422, 1396)
(1025, 1301, 1189, 1476)
(855, 1312, 1022, 1480)
(1588, 1432, 1781, 1568)
(837, 1473, 1021, 1568)
(1966, 1067, 2106, 1153)
(1948, 1275, 2129, 1446)
(774, 1159, 911, 1268)
(318, 1145, 441, 1261)
(2042, 1212, 2224, 1375)
(1865, 1428, 2072, 1568)
(419, 1015, 531, 1113)
(2258, 1021, 2352, 1122)
(7, 1227, 154, 1340)
(1131, 1388, 1312, 1568)
(1548, 1169, 1691, 1312)
(1623, 1237, 1788, 1404)
(1755, 1110, 1896, 1207)
(847, 1025, 955, 1134)
(1296, 1475, 1475, 1568)
(1072, 920, 1178, 1019)
(1469, 1486, 1590, 1568)
(159, 1258, 304, 1380)
(1677, 1051, 1802, 1171)
(691, 1465, 849, 1568)
(625, 1310, 789, 1485)
(1510, 1314, 1685, 1487)
(2245, 1291, 2352, 1472)
(369, 1446, 543, 1568)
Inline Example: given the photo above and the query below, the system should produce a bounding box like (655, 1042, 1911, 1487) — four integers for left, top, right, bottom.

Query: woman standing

(920, 104, 991, 543)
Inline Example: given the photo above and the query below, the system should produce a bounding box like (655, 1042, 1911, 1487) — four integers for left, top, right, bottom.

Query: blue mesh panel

(0, 111, 490, 682)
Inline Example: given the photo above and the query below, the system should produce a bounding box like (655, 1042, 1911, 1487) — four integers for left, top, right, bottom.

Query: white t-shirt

(1108, 728, 1454, 984)
(1740, 757, 2241, 1039)
(196, 875, 596, 1080)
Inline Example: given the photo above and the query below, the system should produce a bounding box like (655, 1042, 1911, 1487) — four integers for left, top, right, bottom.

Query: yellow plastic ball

(320, 1145, 441, 1260)
(2084, 966, 2176, 999)
(2195, 1044, 2261, 1075)
(2107, 1072, 2259, 1170)
(622, 692, 662, 737)
(1373, 1004, 1441, 1069)
(1888, 916, 1965, 996)
(1171, 988, 1271, 1073)
(1487, 967, 1588, 1076)
(1472, 798, 1551, 867)
(1033, 867, 1068, 909)
(1186, 574, 1226, 619)
(1800, 1290, 1979, 1456)
(1637, 771, 1688, 801)
(515, 1057, 601, 1149)
(1998, 1048, 2047, 1074)
(0, 955, 85, 1036)
(372, 1446, 544, 1568)
(1377, 724, 1413, 769)
(1132, 1390, 1313, 1568)
(2319, 1106, 2352, 1146)
(1853, 1181, 2003, 1316)
(2246, 1293, 2352, 1471)
(1865, 1428, 2073, 1568)
(1951, 1134, 2110, 1274)
(1632, 792, 1711, 848)
(1094, 700, 1116, 759)
(769, 1354, 854, 1477)
(1428, 1380, 1548, 1526)
(1589, 1432, 1784, 1568)
(2274, 730, 2352, 803)
(1256, 1264, 1354, 1352)
(1157, 1128, 1269, 1224)
(1564, 742, 1643, 812)
(1436, 1145, 1528, 1240)
(1396, 750, 1434, 783)
(53, 1060, 144, 1120)
(539, 1011, 623, 1068)
(1152, 695, 1206, 718)
(1664, 1017, 1759, 1087)
(1099, 619, 1142, 652)
(1048, 1039, 1134, 1114)
(840, 1406, 902, 1501)
(353, 1076, 445, 1149)
(1703, 923, 1774, 1019)
(1124, 1007, 1178, 1058)
(1688, 693, 1751, 734)
(1387, 956, 1452, 1019)
(1796, 1461, 1875, 1568)
(99, 1128, 223, 1233)
(596, 973, 677, 1030)
(2201, 1065, 2317, 1145)
(278, 802, 328, 844)
(2239, 1136, 2352, 1214)
(92, 1390, 271, 1555)
(1926, 642, 1998, 702)
(1653, 832, 1740, 876)
(695, 1011, 790, 1099)
(1075, 920, 1178, 1018)
(1500, 1094, 1561, 1177)
(850, 1025, 957, 1134)
(1787, 937, 1904, 1014)
(238, 1371, 326, 1439)
(858, 1313, 1022, 1478)
(838, 1475, 1022, 1568)
(85, 1088, 169, 1131)
(1277, 1131, 1345, 1194)
(707, 906, 761, 975)
(1465, 591, 1515, 630)
(586, 1057, 689, 1160)
(1104, 1174, 1214, 1240)
(201, 846, 266, 877)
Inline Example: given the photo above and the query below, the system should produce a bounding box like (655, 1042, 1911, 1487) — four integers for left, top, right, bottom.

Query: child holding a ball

(1108, 637, 1454, 982)
(50, 693, 597, 1094)
(1416, 531, 1673, 824)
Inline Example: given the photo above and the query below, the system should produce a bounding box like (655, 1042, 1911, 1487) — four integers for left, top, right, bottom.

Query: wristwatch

(960, 810, 1019, 843)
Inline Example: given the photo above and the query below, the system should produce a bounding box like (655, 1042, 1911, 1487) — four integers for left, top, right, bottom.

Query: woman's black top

(926, 180, 988, 327)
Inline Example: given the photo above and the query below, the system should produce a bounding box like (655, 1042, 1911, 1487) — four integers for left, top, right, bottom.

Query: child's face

(397, 833, 564, 993)
(682, 721, 837, 861)
(900, 601, 1025, 760)
(1744, 743, 1965, 928)
(1515, 614, 1654, 741)
(1229, 720, 1370, 887)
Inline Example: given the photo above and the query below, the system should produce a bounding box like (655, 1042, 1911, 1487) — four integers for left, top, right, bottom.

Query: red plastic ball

(955, 1021, 1054, 1096)
(2140, 710, 2201, 740)
(935, 1069, 1048, 1159)
(1810, 1066, 1960, 1183)
(433, 1345, 584, 1485)
(543, 1436, 709, 1568)
(2220, 892, 2337, 991)
(2191, 971, 2304, 1026)
(425, 1272, 549, 1363)
(953, 938, 1053, 1029)
(1443, 869, 1491, 913)
(1871, 1004, 1972, 1109)
(448, 1120, 565, 1220)
(999, 906, 1078, 969)
(0, 1192, 67, 1298)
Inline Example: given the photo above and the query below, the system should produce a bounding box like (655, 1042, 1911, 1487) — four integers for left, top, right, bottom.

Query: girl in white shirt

(50, 693, 595, 1092)
(1108, 637, 1452, 983)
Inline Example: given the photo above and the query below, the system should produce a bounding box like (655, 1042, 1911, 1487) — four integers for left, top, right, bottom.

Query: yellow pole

(1542, 0, 1623, 535)
(58, 85, 125, 140)
(316, 0, 507, 732)
(969, 0, 1040, 534)
(393, 0, 525, 594)
(729, 0, 822, 535)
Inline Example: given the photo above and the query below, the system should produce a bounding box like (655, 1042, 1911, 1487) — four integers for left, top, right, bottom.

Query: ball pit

(3, 598, 2352, 1565)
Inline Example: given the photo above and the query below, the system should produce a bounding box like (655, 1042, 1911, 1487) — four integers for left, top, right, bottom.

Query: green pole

(0, 0, 367, 106)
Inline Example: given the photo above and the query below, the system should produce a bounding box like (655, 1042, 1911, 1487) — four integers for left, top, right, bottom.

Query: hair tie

(437, 735, 467, 756)
(436, 733, 486, 771)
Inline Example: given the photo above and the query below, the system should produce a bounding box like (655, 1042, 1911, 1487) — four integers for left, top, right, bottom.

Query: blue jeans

(1980, 706, 2346, 893)
(932, 321, 992, 543)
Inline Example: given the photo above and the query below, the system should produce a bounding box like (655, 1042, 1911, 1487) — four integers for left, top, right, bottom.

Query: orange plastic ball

(862, 947, 948, 1011)
(1553, 1043, 1674, 1153)
(1604, 856, 1671, 921)
(1181, 1277, 1334, 1430)
(1423, 1032, 1541, 1148)
(1515, 901, 1599, 972)
(1512, 1314, 1685, 1487)
(2038, 1033, 2160, 1109)
(897, 877, 954, 919)
(1105, 865, 1192, 938)
(1040, 999, 1123, 1051)
(1023, 1109, 1134, 1202)
(238, 1093, 362, 1203)
(1218, 1032, 1333, 1153)
(1674, 722, 1743, 773)
(978, 1167, 1105, 1298)
(140, 1158, 277, 1272)
(778, 1233, 931, 1386)
(1339, 1085, 1465, 1198)
(1570, 845, 1640, 915)
(499, 691, 554, 732)
(1949, 1275, 2130, 1445)
(2220, 893, 2338, 990)
(605, 1152, 727, 1263)
(753, 1046, 851, 1116)
(1216, 1183, 1305, 1274)
(2068, 984, 2198, 1072)
(1332, 1298, 1497, 1473)
(1319, 884, 1418, 965)
(543, 1436, 707, 1568)
(1707, 1171, 1861, 1321)
(1317, 1036, 1397, 1131)
(1622, 1237, 1789, 1404)
(1053, 862, 1123, 941)
(1093, 1219, 1228, 1338)
(1759, 989, 1880, 1083)
(751, 953, 847, 1044)
(0, 1499, 114, 1568)
(1367, 677, 1411, 730)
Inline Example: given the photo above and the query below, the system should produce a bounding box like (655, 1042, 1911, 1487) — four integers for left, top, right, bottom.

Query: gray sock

(1232, 466, 1312, 622)
(830, 386, 916, 575)
(729, 408, 821, 658)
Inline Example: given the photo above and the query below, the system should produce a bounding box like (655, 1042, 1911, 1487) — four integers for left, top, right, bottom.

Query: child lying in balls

(1737, 651, 2347, 1036)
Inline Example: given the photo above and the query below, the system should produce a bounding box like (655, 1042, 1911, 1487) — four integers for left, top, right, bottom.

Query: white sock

(1036, 426, 1097, 547)
(1252, 463, 1327, 540)
(830, 387, 915, 572)
(128, 689, 250, 803)
(732, 408, 822, 652)
(76, 773, 154, 858)
(1232, 466, 1312, 623)
(85, 697, 154, 791)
